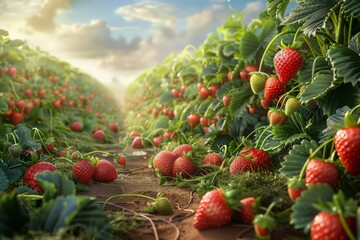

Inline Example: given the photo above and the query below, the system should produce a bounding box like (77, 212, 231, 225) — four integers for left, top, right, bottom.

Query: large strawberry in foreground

(334, 113, 360, 175)
(193, 189, 232, 230)
(23, 162, 57, 193)
(274, 47, 304, 84)
(153, 150, 177, 177)
(93, 159, 117, 183)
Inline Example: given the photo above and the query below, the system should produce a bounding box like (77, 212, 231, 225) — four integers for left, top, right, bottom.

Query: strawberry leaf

(279, 139, 319, 178)
(229, 85, 253, 118)
(0, 96, 7, 112)
(0, 169, 9, 192)
(290, 184, 335, 233)
(349, 33, 360, 53)
(36, 171, 76, 202)
(0, 191, 29, 238)
(319, 106, 350, 142)
(240, 32, 260, 63)
(299, 70, 335, 103)
(328, 44, 360, 87)
(343, 0, 360, 18)
(297, 57, 330, 84)
(266, 0, 290, 18)
(281, 0, 338, 36)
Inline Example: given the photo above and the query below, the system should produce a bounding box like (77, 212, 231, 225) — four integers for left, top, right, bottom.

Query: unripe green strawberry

(285, 97, 300, 116)
(250, 73, 267, 94)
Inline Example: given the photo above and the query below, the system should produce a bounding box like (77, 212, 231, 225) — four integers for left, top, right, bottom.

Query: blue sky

(0, 0, 281, 85)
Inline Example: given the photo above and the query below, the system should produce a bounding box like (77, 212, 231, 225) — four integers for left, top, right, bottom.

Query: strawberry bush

(123, 0, 360, 239)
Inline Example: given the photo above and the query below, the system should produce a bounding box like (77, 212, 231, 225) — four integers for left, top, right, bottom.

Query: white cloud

(243, 0, 266, 24)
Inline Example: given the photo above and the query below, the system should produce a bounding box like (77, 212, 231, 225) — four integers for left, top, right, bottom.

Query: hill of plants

(1, 0, 360, 239)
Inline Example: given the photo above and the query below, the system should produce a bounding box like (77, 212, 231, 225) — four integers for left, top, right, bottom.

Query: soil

(79, 147, 301, 240)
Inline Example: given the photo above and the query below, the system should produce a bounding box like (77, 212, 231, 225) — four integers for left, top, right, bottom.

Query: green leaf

(239, 32, 260, 62)
(159, 91, 173, 104)
(349, 33, 360, 53)
(0, 29, 9, 36)
(6, 168, 23, 184)
(328, 44, 360, 86)
(153, 116, 169, 129)
(267, 0, 290, 18)
(9, 39, 25, 47)
(344, 0, 360, 18)
(279, 139, 319, 178)
(318, 83, 360, 116)
(255, 127, 282, 151)
(0, 169, 9, 192)
(0, 96, 8, 112)
(29, 196, 111, 239)
(0, 191, 29, 238)
(36, 171, 76, 202)
(229, 85, 253, 118)
(290, 184, 334, 233)
(281, 0, 338, 36)
(300, 71, 334, 103)
(273, 112, 311, 143)
(258, 19, 278, 48)
(297, 57, 330, 84)
(222, 42, 237, 57)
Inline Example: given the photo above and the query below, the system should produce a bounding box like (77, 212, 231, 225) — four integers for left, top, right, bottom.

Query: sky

(0, 0, 270, 86)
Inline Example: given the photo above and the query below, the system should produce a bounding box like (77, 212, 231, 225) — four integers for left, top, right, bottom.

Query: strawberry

(10, 112, 23, 125)
(248, 107, 256, 114)
(92, 129, 105, 142)
(334, 126, 360, 175)
(237, 197, 256, 224)
(15, 100, 25, 112)
(73, 159, 95, 184)
(222, 95, 231, 107)
(69, 121, 83, 132)
(245, 65, 259, 72)
(108, 123, 118, 133)
(38, 89, 46, 98)
(152, 135, 163, 147)
(209, 84, 220, 98)
(311, 212, 356, 240)
(253, 214, 276, 238)
(172, 88, 181, 98)
(284, 97, 301, 116)
(129, 131, 140, 137)
(52, 99, 62, 111)
(163, 130, 175, 139)
(200, 117, 209, 127)
(173, 143, 193, 157)
(250, 72, 267, 94)
(199, 87, 210, 100)
(193, 189, 232, 230)
(172, 156, 195, 178)
(32, 98, 41, 107)
(187, 114, 200, 127)
(268, 109, 287, 126)
(23, 162, 57, 193)
(23, 88, 32, 98)
(153, 150, 177, 176)
(202, 152, 223, 166)
(305, 159, 339, 188)
(274, 48, 304, 84)
(287, 177, 306, 201)
(264, 76, 286, 102)
(93, 159, 117, 182)
(229, 147, 270, 174)
(9, 143, 22, 157)
(116, 155, 127, 166)
(7, 66, 17, 78)
(131, 136, 144, 148)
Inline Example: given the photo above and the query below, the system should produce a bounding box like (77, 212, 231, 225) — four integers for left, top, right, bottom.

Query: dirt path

(80, 148, 258, 240)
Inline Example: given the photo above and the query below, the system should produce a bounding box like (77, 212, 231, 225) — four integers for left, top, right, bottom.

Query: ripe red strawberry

(311, 212, 356, 240)
(153, 135, 163, 147)
(116, 155, 127, 166)
(38, 89, 46, 99)
(268, 110, 287, 126)
(108, 123, 118, 133)
(253, 214, 276, 238)
(52, 99, 62, 111)
(93, 159, 117, 182)
(230, 147, 270, 174)
(193, 189, 232, 230)
(7, 66, 17, 78)
(172, 156, 195, 178)
(10, 112, 23, 125)
(163, 130, 175, 139)
(250, 72, 267, 94)
(222, 95, 231, 107)
(334, 126, 360, 175)
(285, 97, 301, 116)
(69, 121, 83, 132)
(173, 143, 193, 157)
(200, 117, 209, 127)
(264, 77, 286, 102)
(23, 88, 32, 98)
(287, 177, 305, 201)
(305, 159, 339, 188)
(248, 107, 256, 114)
(15, 100, 25, 112)
(153, 150, 177, 176)
(274, 48, 304, 84)
(202, 152, 223, 166)
(131, 136, 144, 148)
(73, 160, 95, 184)
(129, 131, 140, 137)
(209, 84, 220, 98)
(32, 98, 41, 107)
(199, 87, 210, 100)
(237, 197, 256, 224)
(92, 129, 105, 142)
(187, 114, 200, 127)
(23, 162, 57, 193)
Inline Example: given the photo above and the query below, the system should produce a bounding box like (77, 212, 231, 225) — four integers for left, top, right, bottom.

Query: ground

(80, 148, 299, 240)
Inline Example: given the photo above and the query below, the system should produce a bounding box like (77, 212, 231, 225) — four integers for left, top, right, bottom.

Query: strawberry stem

(333, 194, 355, 240)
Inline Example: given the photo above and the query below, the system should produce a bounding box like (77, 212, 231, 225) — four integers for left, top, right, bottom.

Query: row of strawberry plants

(124, 0, 360, 239)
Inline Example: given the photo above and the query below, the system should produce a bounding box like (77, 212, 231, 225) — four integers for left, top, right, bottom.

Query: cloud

(243, 0, 266, 24)
(115, 1, 176, 28)
(26, 0, 71, 32)
(57, 19, 142, 58)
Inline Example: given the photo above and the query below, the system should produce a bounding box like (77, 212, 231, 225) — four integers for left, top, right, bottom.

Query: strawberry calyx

(287, 177, 305, 190)
(343, 111, 358, 128)
(253, 214, 277, 236)
(222, 188, 243, 212)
